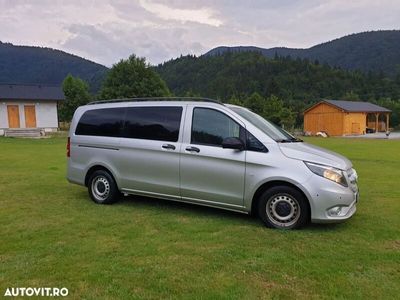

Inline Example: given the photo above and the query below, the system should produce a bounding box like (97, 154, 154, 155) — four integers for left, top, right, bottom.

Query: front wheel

(257, 186, 310, 229)
(88, 170, 119, 204)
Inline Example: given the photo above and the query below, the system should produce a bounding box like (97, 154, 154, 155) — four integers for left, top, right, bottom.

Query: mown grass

(0, 136, 399, 299)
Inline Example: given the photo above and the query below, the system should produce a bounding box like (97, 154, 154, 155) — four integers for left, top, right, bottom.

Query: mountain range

(205, 30, 400, 76)
(1, 30, 400, 92)
(0, 41, 107, 91)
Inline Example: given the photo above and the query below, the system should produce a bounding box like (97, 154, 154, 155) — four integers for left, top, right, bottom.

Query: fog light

(328, 206, 343, 216)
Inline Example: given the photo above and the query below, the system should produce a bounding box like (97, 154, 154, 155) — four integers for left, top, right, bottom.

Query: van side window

(75, 108, 125, 137)
(124, 106, 182, 142)
(192, 108, 241, 146)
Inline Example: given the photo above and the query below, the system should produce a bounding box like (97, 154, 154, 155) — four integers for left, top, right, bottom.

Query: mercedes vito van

(67, 98, 359, 229)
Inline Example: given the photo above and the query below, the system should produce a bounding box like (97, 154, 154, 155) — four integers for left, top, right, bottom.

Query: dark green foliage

(0, 42, 108, 92)
(99, 55, 170, 100)
(59, 75, 91, 121)
(205, 30, 400, 76)
(264, 95, 296, 129)
(244, 92, 265, 114)
(155, 52, 400, 127)
(375, 98, 400, 129)
(226, 95, 244, 106)
(241, 93, 296, 129)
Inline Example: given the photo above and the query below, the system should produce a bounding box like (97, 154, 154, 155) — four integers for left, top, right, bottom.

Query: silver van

(67, 98, 359, 229)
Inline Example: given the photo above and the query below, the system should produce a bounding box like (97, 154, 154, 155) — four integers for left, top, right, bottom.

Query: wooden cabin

(304, 100, 391, 136)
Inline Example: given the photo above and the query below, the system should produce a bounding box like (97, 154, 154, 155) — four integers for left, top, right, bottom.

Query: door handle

(162, 144, 176, 150)
(185, 146, 200, 153)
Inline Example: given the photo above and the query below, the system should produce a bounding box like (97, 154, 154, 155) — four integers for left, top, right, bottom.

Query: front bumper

(300, 173, 359, 223)
(313, 198, 357, 223)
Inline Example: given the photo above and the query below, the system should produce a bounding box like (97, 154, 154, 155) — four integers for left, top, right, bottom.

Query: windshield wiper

(291, 137, 303, 142)
(277, 137, 303, 143)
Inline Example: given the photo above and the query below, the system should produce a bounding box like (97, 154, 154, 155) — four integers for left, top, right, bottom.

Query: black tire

(88, 170, 119, 204)
(257, 186, 310, 229)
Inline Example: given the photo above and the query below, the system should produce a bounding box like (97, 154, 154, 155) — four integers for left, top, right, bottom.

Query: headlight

(304, 162, 348, 187)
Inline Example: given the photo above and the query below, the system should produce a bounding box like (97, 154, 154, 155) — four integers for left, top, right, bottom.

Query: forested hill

(205, 30, 400, 76)
(155, 51, 400, 102)
(0, 42, 108, 91)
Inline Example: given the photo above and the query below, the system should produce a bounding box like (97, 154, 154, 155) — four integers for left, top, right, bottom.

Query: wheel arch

(84, 164, 119, 189)
(250, 180, 311, 217)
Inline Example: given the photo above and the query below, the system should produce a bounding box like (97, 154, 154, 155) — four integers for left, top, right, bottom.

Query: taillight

(67, 137, 71, 157)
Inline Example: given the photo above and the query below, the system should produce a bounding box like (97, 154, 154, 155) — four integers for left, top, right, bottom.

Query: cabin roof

(305, 99, 391, 113)
(0, 84, 65, 101)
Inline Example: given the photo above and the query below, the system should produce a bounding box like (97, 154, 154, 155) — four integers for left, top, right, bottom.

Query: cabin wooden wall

(343, 112, 366, 135)
(304, 103, 344, 136)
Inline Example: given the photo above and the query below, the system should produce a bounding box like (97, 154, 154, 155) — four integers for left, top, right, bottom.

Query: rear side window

(75, 108, 125, 137)
(123, 106, 182, 142)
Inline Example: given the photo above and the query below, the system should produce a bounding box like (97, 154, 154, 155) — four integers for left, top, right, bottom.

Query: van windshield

(229, 106, 302, 143)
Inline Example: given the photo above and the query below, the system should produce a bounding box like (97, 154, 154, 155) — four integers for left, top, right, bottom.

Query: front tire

(257, 186, 310, 229)
(88, 170, 119, 204)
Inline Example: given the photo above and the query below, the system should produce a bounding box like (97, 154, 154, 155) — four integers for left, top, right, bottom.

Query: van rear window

(75, 108, 125, 137)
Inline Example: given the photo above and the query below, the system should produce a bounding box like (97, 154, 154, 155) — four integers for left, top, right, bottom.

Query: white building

(0, 84, 64, 136)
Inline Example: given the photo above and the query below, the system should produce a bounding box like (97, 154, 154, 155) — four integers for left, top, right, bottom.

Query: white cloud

(0, 0, 399, 66)
(138, 0, 222, 26)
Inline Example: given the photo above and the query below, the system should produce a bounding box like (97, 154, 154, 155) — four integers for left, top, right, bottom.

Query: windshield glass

(229, 105, 301, 142)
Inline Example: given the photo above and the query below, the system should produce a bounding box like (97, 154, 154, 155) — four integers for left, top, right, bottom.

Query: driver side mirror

(222, 137, 245, 151)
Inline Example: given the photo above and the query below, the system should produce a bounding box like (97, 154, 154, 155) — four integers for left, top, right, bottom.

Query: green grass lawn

(0, 136, 399, 299)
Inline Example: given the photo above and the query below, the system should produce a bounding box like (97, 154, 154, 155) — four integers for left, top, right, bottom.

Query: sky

(0, 0, 399, 67)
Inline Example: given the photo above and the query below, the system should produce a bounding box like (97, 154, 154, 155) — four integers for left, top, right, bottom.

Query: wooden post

(386, 113, 390, 132)
(375, 113, 379, 132)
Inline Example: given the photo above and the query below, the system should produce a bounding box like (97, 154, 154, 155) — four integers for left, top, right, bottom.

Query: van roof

(88, 97, 223, 106)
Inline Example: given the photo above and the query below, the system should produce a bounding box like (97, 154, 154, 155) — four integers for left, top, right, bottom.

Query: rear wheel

(88, 170, 119, 204)
(257, 186, 310, 229)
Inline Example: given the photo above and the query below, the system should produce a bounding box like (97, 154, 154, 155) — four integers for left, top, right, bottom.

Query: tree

(184, 90, 201, 97)
(342, 90, 360, 101)
(226, 95, 243, 106)
(59, 75, 91, 122)
(244, 92, 264, 115)
(263, 95, 294, 128)
(243, 93, 296, 129)
(100, 54, 170, 99)
(264, 94, 284, 124)
(279, 107, 296, 129)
